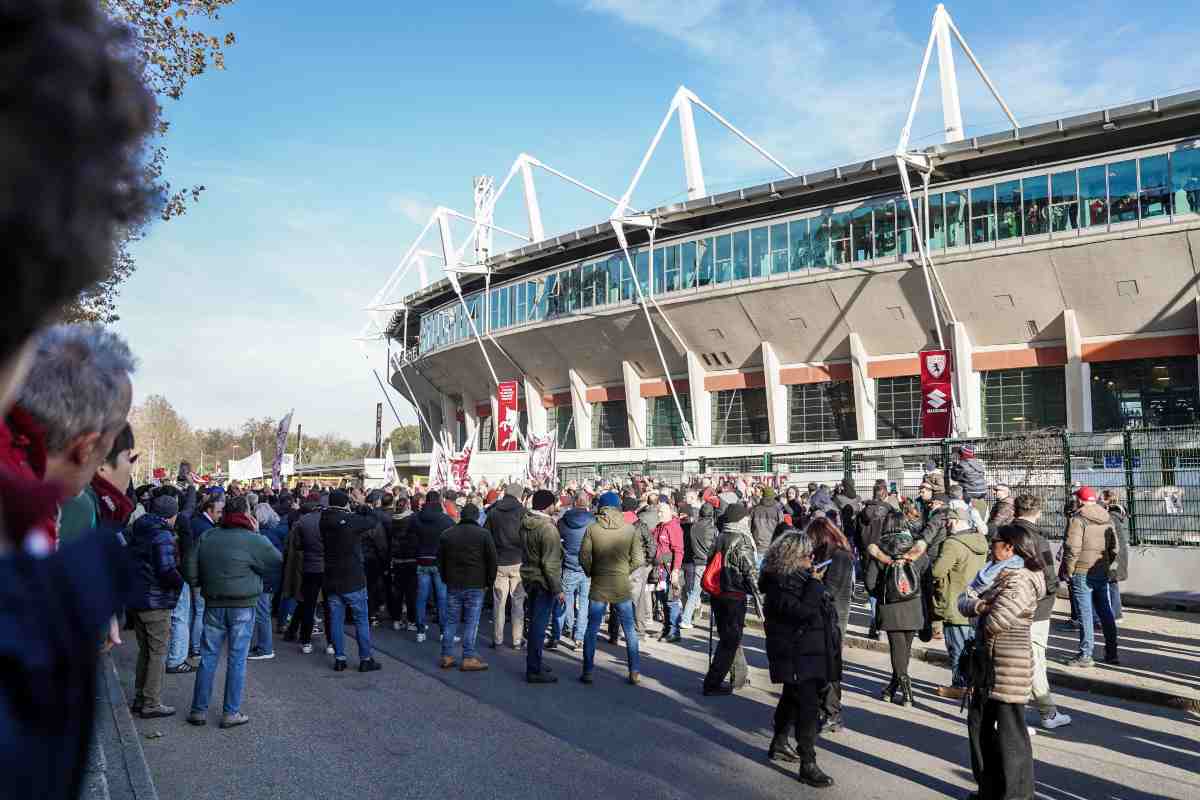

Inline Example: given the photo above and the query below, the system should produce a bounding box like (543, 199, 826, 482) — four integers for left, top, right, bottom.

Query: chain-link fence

(557, 425, 1200, 546)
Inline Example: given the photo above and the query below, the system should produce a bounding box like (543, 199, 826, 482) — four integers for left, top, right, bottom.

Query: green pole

(1123, 430, 1138, 546)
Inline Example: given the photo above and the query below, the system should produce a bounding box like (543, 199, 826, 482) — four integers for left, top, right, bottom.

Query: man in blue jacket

(128, 494, 185, 718)
(549, 493, 594, 650)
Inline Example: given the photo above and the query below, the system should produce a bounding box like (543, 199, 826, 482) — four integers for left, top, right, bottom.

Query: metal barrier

(556, 426, 1200, 545)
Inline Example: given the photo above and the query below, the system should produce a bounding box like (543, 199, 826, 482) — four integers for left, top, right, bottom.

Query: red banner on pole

(496, 380, 519, 451)
(920, 349, 954, 438)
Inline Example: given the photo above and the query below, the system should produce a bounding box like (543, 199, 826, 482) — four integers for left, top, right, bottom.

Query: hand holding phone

(814, 558, 833, 571)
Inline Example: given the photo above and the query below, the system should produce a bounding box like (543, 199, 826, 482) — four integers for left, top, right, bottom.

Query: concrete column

(950, 321, 982, 437)
(461, 394, 480, 450)
(1063, 309, 1092, 432)
(568, 369, 593, 450)
(489, 394, 500, 450)
(686, 351, 711, 445)
(761, 342, 788, 445)
(523, 376, 548, 438)
(621, 362, 648, 448)
(849, 333, 877, 440)
(439, 393, 457, 442)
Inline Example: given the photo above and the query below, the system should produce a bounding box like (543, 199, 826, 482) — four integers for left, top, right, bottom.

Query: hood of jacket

(1079, 503, 1111, 525)
(560, 507, 595, 531)
(948, 528, 989, 556)
(594, 506, 626, 530)
(129, 512, 172, 546)
(489, 494, 524, 517)
(637, 508, 659, 529)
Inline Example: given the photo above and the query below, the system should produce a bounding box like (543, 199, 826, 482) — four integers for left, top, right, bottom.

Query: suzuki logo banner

(496, 380, 519, 452)
(920, 349, 954, 438)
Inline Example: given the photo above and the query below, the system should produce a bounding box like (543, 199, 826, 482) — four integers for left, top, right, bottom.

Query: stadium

(362, 5, 1200, 560)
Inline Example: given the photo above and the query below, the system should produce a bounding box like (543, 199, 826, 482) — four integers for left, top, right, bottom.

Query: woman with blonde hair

(758, 529, 838, 788)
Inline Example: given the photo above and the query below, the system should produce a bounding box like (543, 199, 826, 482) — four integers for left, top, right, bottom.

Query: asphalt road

(115, 613, 1200, 800)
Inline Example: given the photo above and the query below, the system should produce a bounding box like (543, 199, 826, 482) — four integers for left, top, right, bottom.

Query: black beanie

(723, 503, 749, 524)
(532, 489, 556, 511)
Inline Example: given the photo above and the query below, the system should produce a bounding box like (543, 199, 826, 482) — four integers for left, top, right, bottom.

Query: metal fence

(556, 425, 1200, 546)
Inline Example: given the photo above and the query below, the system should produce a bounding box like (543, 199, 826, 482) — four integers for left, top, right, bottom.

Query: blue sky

(115, 0, 1200, 443)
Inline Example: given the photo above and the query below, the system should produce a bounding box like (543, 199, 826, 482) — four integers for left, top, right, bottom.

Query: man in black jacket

(409, 490, 455, 643)
(857, 485, 892, 639)
(485, 485, 527, 648)
(1010, 495, 1072, 731)
(438, 503, 497, 671)
(320, 491, 382, 673)
(387, 497, 417, 631)
(286, 496, 329, 654)
(702, 504, 760, 696)
(681, 498, 718, 629)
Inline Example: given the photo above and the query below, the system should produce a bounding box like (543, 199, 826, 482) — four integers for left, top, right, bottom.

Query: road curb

(697, 609, 1199, 713)
(95, 653, 160, 800)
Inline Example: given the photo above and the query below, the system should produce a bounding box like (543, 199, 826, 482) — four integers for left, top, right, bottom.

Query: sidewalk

(700, 595, 1200, 713)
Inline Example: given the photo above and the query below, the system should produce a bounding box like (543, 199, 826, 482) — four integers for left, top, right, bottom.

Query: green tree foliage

(388, 425, 421, 454)
(66, 1, 237, 324)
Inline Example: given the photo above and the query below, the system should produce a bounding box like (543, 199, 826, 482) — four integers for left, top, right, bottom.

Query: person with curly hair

(0, 1, 156, 797)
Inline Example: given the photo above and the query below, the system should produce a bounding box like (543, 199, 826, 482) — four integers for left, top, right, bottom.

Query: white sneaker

(454, 635, 462, 643)
(1027, 726, 1038, 737)
(416, 632, 426, 643)
(1041, 712, 1072, 730)
(325, 645, 335, 656)
(392, 621, 402, 631)
(301, 643, 313, 654)
(405, 623, 418, 632)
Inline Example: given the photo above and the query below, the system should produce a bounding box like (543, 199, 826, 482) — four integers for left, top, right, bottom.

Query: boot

(460, 657, 488, 672)
(880, 676, 899, 702)
(894, 676, 913, 707)
(768, 734, 800, 763)
(798, 761, 834, 788)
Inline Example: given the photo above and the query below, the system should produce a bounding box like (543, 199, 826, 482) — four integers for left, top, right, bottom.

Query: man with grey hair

(13, 324, 136, 550)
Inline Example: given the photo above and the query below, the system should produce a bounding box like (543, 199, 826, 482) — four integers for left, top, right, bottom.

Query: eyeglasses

(129, 452, 140, 465)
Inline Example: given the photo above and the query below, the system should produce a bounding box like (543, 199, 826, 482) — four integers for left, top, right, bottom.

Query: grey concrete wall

(1123, 546, 1200, 606)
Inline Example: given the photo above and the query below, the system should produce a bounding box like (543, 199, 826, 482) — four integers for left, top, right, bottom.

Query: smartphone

(814, 558, 833, 571)
(889, 481, 898, 495)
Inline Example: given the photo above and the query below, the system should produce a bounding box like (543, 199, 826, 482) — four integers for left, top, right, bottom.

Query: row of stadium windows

(417, 141, 1200, 356)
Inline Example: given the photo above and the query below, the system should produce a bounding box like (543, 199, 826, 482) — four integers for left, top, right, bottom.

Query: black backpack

(884, 560, 920, 604)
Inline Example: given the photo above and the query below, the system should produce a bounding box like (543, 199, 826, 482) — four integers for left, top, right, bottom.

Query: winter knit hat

(723, 503, 749, 524)
(150, 495, 179, 519)
(761, 486, 776, 500)
(505, 483, 524, 499)
(959, 445, 976, 459)
(531, 489, 556, 511)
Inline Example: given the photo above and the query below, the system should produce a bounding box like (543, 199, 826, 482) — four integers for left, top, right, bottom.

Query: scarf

(969, 554, 1024, 595)
(91, 475, 133, 526)
(221, 512, 257, 532)
(0, 466, 63, 553)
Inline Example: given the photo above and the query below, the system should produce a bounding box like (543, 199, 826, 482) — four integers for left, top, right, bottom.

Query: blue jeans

(553, 570, 590, 641)
(583, 599, 640, 675)
(1071, 574, 1118, 660)
(327, 586, 372, 661)
(656, 589, 682, 636)
(190, 606, 254, 715)
(279, 596, 297, 625)
(1109, 582, 1123, 619)
(415, 565, 448, 633)
(442, 588, 485, 659)
(167, 584, 191, 667)
(251, 591, 273, 655)
(189, 586, 206, 656)
(680, 562, 703, 627)
(525, 584, 556, 676)
(943, 623, 975, 687)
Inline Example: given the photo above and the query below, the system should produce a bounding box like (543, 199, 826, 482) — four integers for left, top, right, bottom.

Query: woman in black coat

(758, 529, 839, 790)
(806, 516, 854, 732)
(864, 509, 928, 707)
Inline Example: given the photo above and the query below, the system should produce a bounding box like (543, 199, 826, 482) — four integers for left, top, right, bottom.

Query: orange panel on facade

(866, 358, 921, 379)
(971, 347, 1068, 371)
(1081, 335, 1200, 363)
(584, 385, 626, 403)
(778, 364, 853, 385)
(704, 372, 766, 392)
(640, 379, 690, 398)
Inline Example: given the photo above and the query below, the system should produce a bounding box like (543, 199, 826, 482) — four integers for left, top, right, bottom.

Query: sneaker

(1102, 655, 1121, 666)
(219, 712, 250, 729)
(628, 671, 641, 685)
(1027, 726, 1038, 737)
(129, 699, 144, 714)
(392, 621, 402, 631)
(301, 643, 313, 654)
(165, 662, 196, 674)
(460, 657, 488, 672)
(579, 672, 594, 685)
(526, 671, 558, 684)
(560, 638, 578, 652)
(140, 703, 175, 719)
(186, 710, 207, 726)
(247, 650, 275, 661)
(545, 638, 559, 651)
(325, 645, 335, 656)
(359, 658, 381, 673)
(333, 659, 347, 672)
(406, 623, 418, 632)
(439, 656, 457, 669)
(1041, 712, 1072, 730)
(1063, 655, 1095, 668)
(821, 715, 845, 734)
(454, 635, 461, 643)
(416, 632, 427, 643)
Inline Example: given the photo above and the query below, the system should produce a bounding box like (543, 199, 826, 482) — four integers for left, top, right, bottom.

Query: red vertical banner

(920, 349, 954, 438)
(496, 380, 519, 451)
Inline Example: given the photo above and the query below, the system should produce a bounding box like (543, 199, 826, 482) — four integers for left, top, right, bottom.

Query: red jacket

(653, 517, 684, 574)
(0, 406, 61, 549)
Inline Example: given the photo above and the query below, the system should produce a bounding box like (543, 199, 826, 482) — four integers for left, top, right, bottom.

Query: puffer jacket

(930, 528, 989, 625)
(519, 509, 563, 595)
(580, 506, 644, 603)
(126, 513, 184, 611)
(987, 496, 1016, 537)
(485, 494, 527, 566)
(712, 518, 759, 598)
(634, 509, 657, 568)
(758, 568, 840, 686)
(1063, 503, 1113, 578)
(959, 567, 1046, 704)
(1106, 504, 1130, 583)
(689, 504, 718, 565)
(296, 509, 324, 574)
(949, 456, 987, 498)
(557, 508, 594, 573)
(750, 498, 784, 552)
(388, 509, 416, 563)
(410, 502, 455, 566)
